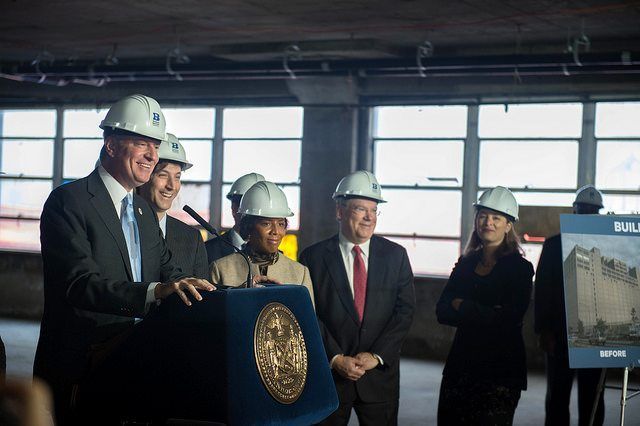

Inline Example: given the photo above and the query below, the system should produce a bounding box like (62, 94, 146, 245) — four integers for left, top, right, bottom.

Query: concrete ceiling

(2, 0, 639, 63)
(1, 0, 640, 103)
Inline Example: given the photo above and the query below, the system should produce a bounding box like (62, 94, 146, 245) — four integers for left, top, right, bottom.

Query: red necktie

(352, 245, 367, 322)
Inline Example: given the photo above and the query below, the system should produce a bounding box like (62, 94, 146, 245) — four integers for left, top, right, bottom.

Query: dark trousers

(544, 353, 605, 426)
(437, 375, 521, 426)
(318, 381, 398, 426)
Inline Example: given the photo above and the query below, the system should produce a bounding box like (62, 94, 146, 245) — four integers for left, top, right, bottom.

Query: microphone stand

(183, 205, 253, 288)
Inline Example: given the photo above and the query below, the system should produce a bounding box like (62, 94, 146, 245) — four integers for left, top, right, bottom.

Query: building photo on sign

(560, 214, 640, 369)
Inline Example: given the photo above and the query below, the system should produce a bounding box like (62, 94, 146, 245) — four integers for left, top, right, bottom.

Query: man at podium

(300, 170, 415, 425)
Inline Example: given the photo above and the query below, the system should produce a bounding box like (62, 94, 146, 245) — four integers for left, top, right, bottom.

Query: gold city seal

(254, 302, 308, 404)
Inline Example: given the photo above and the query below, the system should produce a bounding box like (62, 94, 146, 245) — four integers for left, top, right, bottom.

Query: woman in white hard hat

(436, 186, 534, 426)
(205, 172, 265, 263)
(209, 181, 314, 304)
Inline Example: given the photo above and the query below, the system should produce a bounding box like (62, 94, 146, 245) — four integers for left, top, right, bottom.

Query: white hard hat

(158, 133, 193, 170)
(475, 186, 519, 221)
(238, 181, 294, 218)
(99, 94, 166, 141)
(332, 170, 386, 203)
(227, 172, 266, 200)
(574, 184, 603, 208)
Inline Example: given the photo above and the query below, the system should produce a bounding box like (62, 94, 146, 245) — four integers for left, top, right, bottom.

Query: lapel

(164, 215, 177, 245)
(87, 170, 133, 280)
(323, 235, 360, 325)
(362, 235, 386, 325)
(136, 194, 161, 282)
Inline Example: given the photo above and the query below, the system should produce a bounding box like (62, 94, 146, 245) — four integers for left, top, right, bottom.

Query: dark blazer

(165, 215, 209, 280)
(533, 234, 569, 355)
(436, 252, 533, 390)
(34, 169, 185, 386)
(299, 234, 415, 403)
(204, 229, 237, 264)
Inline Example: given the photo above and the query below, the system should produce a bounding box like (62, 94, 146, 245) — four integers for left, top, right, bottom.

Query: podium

(81, 285, 338, 425)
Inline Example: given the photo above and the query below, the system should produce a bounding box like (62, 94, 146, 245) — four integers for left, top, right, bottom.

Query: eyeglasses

(350, 205, 381, 217)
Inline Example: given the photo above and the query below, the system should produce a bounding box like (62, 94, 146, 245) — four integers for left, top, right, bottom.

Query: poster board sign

(560, 214, 640, 369)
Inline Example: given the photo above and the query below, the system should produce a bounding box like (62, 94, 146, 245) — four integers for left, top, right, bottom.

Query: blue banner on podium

(156, 285, 337, 424)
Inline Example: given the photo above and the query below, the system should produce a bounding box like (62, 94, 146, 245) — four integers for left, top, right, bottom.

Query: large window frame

(371, 105, 469, 276)
(368, 101, 640, 277)
(0, 109, 58, 252)
(594, 101, 640, 214)
(0, 105, 304, 253)
(1, 100, 639, 267)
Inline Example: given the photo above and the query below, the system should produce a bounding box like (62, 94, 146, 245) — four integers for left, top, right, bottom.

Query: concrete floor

(2, 317, 639, 425)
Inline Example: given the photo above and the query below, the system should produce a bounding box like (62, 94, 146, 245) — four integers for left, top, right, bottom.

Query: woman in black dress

(436, 186, 534, 425)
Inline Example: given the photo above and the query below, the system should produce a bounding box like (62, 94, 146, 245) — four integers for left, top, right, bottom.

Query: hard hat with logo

(226, 172, 266, 200)
(475, 186, 519, 221)
(99, 94, 166, 141)
(332, 170, 386, 203)
(238, 181, 294, 218)
(158, 133, 193, 170)
(574, 184, 604, 208)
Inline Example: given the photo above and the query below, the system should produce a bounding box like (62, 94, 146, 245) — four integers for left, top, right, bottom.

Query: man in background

(535, 184, 606, 426)
(300, 170, 415, 426)
(138, 133, 209, 279)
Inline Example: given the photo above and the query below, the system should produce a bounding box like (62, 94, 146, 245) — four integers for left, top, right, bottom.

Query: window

(221, 107, 303, 231)
(162, 108, 215, 226)
(478, 103, 584, 271)
(373, 105, 467, 275)
(478, 103, 582, 190)
(0, 109, 56, 251)
(0, 104, 303, 253)
(63, 109, 108, 179)
(595, 102, 640, 214)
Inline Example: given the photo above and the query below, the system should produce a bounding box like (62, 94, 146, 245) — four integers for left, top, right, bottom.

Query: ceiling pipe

(1, 52, 638, 85)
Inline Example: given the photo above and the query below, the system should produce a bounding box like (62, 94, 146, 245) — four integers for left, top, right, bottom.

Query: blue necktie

(121, 193, 141, 282)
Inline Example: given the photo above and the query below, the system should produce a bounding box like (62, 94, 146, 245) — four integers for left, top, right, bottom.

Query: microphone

(182, 205, 253, 289)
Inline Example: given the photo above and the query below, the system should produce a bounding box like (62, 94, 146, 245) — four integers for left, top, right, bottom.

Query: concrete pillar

(299, 106, 358, 251)
(461, 105, 480, 249)
(578, 102, 597, 187)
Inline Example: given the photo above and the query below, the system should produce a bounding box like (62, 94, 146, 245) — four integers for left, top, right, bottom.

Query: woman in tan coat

(209, 181, 314, 305)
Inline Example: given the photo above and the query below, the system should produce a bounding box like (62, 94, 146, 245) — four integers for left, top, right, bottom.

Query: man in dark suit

(34, 94, 214, 424)
(535, 184, 606, 426)
(299, 170, 415, 426)
(138, 133, 209, 279)
(205, 172, 265, 263)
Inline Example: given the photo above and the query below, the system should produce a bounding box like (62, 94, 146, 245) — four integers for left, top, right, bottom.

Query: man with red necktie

(300, 170, 415, 426)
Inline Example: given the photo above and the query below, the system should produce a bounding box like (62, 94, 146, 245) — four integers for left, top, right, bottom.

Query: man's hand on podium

(333, 355, 365, 381)
(155, 278, 216, 306)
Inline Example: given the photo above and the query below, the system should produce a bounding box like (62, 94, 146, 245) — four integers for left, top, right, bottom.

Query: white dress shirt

(158, 213, 167, 238)
(226, 228, 245, 250)
(338, 232, 370, 298)
(97, 166, 158, 305)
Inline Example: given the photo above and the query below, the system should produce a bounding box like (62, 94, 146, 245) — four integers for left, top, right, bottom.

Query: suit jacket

(533, 234, 569, 355)
(210, 252, 315, 306)
(34, 169, 185, 385)
(204, 229, 237, 264)
(299, 234, 415, 403)
(436, 252, 533, 390)
(165, 215, 209, 280)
